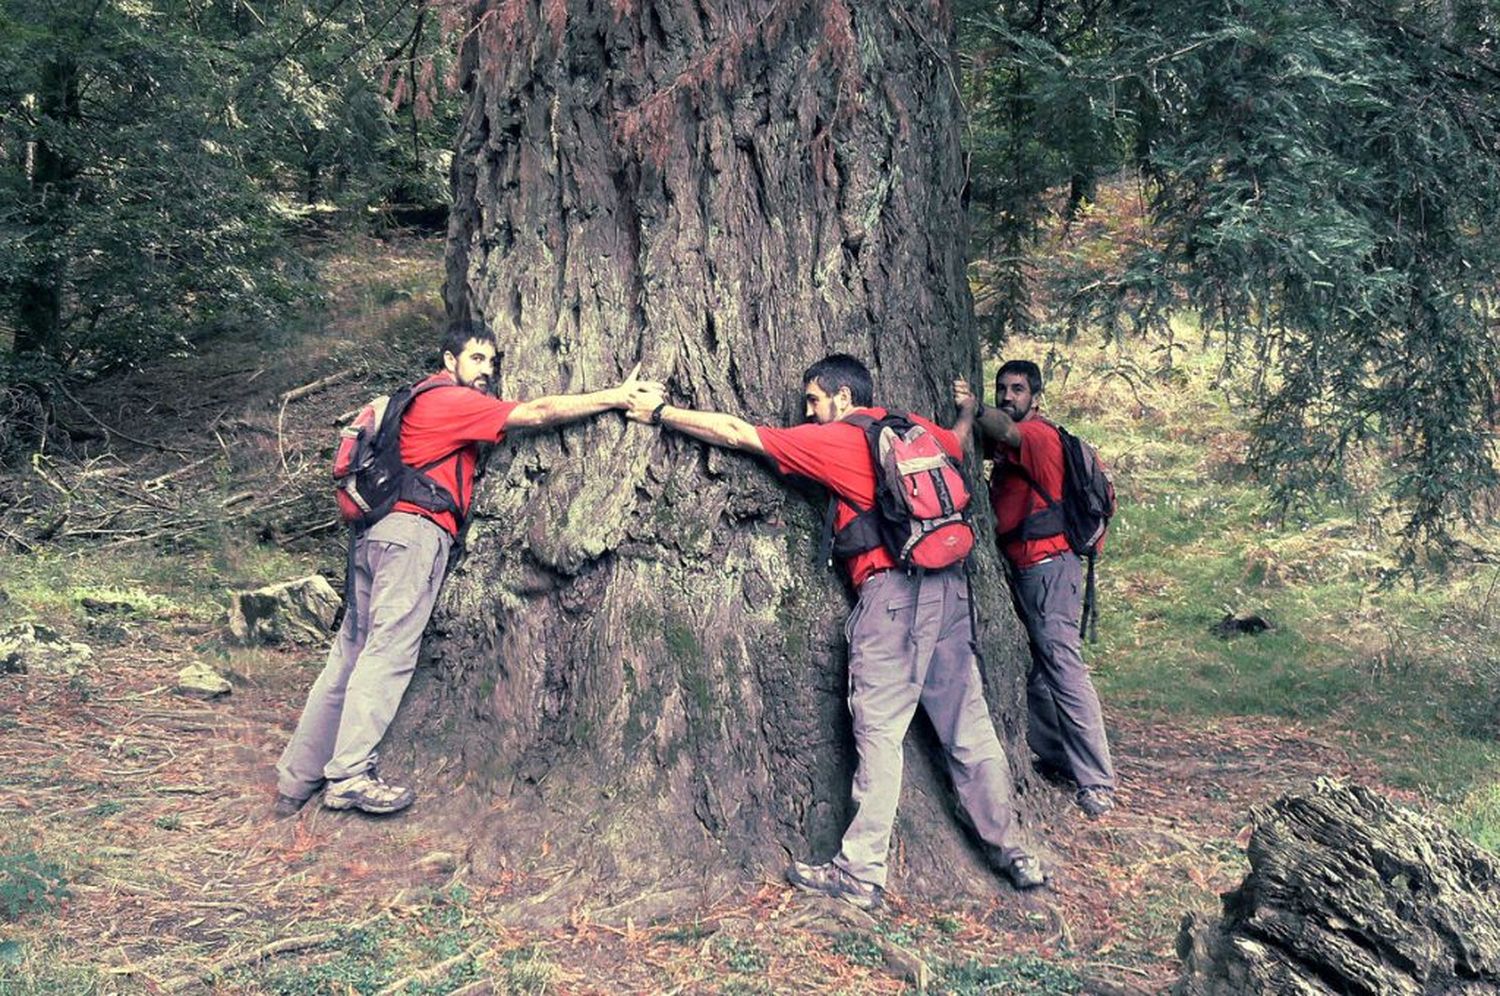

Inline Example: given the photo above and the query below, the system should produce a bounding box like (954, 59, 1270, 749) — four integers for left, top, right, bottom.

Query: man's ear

(835, 385, 853, 408)
(442, 351, 457, 374)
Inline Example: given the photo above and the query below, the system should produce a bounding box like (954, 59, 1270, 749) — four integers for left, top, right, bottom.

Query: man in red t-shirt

(274, 323, 660, 817)
(954, 360, 1116, 819)
(627, 354, 1044, 909)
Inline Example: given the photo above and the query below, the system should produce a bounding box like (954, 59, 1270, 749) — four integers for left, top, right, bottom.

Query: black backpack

(332, 379, 463, 529)
(998, 420, 1116, 641)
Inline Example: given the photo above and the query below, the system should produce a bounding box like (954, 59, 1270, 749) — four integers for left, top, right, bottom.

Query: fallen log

(1176, 779, 1500, 995)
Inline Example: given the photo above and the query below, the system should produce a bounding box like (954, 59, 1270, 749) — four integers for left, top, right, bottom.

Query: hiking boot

(322, 767, 415, 815)
(272, 792, 312, 819)
(785, 860, 883, 910)
(1076, 786, 1116, 820)
(997, 853, 1048, 890)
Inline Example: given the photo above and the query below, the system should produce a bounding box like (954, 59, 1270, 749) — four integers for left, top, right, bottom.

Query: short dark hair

(803, 353, 873, 407)
(996, 359, 1043, 395)
(441, 320, 497, 359)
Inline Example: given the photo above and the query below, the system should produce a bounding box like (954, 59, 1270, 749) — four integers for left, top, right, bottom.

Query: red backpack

(827, 411, 975, 571)
(332, 379, 461, 528)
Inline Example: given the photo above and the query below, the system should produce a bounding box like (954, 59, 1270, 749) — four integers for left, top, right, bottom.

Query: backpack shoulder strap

(1003, 458, 1060, 508)
(836, 411, 884, 511)
(388, 378, 474, 469)
(819, 412, 883, 567)
(389, 377, 469, 515)
(995, 419, 1066, 547)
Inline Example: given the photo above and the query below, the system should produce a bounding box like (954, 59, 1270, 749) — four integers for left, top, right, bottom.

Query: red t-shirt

(988, 415, 1071, 567)
(756, 408, 960, 589)
(392, 371, 518, 536)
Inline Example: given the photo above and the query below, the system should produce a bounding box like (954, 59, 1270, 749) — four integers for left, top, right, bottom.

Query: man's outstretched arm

(625, 387, 766, 455)
(506, 363, 663, 431)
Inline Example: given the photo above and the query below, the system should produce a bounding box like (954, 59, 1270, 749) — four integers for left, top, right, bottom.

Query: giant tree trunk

(390, 0, 1040, 912)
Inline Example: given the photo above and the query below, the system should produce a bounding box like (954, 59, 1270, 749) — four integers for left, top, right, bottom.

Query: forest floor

(0, 631, 1384, 995)
(1, 234, 1496, 995)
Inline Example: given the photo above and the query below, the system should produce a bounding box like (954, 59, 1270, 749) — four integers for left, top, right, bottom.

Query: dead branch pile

(0, 361, 402, 556)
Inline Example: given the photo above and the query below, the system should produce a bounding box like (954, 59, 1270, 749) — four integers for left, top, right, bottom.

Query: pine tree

(960, 0, 1500, 545)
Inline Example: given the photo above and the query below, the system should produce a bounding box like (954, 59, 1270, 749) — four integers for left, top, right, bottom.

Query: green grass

(240, 926, 396, 995)
(933, 953, 1084, 994)
(831, 930, 884, 968)
(1449, 782, 1500, 854)
(0, 542, 322, 630)
(0, 942, 104, 995)
(716, 935, 769, 973)
(0, 843, 68, 923)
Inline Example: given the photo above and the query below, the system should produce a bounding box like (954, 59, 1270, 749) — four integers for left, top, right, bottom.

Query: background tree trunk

(14, 57, 78, 361)
(1175, 781, 1500, 995)
(390, 0, 1043, 914)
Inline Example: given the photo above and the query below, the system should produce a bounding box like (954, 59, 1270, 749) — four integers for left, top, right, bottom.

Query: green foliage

(226, 890, 501, 995)
(0, 0, 306, 370)
(0, 842, 68, 922)
(658, 921, 714, 943)
(0, 0, 460, 396)
(1450, 782, 1500, 855)
(831, 931, 884, 967)
(934, 954, 1084, 994)
(716, 936, 769, 973)
(959, 0, 1500, 544)
(496, 945, 559, 994)
(246, 926, 394, 995)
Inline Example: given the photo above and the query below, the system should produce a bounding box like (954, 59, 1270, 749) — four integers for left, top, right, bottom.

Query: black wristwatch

(650, 401, 668, 425)
(973, 399, 987, 419)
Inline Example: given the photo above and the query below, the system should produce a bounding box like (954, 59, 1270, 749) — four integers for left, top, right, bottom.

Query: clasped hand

(952, 376, 978, 413)
(615, 362, 666, 418)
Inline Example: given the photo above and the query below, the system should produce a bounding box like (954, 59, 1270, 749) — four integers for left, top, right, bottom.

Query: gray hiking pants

(276, 513, 452, 800)
(833, 567, 1029, 888)
(1012, 552, 1115, 790)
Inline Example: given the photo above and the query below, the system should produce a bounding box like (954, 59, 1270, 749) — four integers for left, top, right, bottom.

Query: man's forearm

(658, 405, 765, 454)
(507, 390, 621, 431)
(974, 407, 1020, 449)
(954, 408, 977, 452)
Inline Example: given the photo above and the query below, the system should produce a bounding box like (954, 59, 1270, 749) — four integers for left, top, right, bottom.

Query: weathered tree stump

(1176, 779, 1500, 995)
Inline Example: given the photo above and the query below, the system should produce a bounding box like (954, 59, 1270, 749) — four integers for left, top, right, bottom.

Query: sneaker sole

(787, 879, 880, 910)
(322, 793, 414, 814)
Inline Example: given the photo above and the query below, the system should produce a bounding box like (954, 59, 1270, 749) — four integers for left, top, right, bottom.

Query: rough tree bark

(1176, 780, 1500, 995)
(388, 0, 1043, 913)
